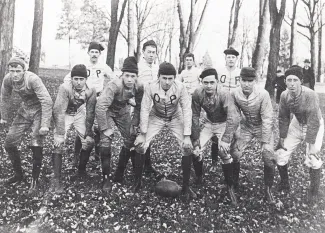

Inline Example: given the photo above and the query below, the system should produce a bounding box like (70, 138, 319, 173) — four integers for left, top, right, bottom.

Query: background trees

(29, 0, 44, 74)
(0, 0, 16, 83)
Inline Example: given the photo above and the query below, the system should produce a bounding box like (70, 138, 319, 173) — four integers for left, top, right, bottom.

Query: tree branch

(297, 30, 311, 40)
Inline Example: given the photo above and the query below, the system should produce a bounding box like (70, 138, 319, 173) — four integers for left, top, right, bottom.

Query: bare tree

(290, 0, 299, 65)
(297, 0, 325, 79)
(252, 0, 269, 79)
(128, 0, 136, 56)
(0, 0, 15, 83)
(29, 0, 44, 74)
(318, 0, 323, 80)
(228, 0, 243, 47)
(177, 0, 211, 72)
(106, 0, 128, 70)
(265, 0, 286, 97)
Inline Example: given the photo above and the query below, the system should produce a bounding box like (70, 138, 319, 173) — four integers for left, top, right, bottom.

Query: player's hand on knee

(54, 134, 65, 147)
(275, 138, 287, 151)
(134, 133, 146, 148)
(182, 136, 193, 150)
(39, 127, 49, 135)
(219, 140, 230, 154)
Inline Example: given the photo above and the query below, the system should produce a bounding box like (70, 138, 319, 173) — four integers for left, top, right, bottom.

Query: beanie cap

(158, 62, 176, 76)
(200, 68, 218, 80)
(8, 57, 26, 69)
(71, 64, 88, 78)
(121, 56, 138, 74)
(285, 65, 303, 81)
(88, 42, 105, 52)
(240, 67, 256, 80)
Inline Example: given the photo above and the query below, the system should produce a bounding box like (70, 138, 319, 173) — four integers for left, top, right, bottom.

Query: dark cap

(88, 42, 105, 52)
(304, 59, 311, 63)
(142, 40, 157, 51)
(240, 67, 256, 80)
(199, 68, 218, 80)
(8, 57, 26, 69)
(71, 64, 88, 78)
(158, 62, 176, 76)
(121, 56, 138, 74)
(285, 65, 303, 81)
(224, 47, 239, 56)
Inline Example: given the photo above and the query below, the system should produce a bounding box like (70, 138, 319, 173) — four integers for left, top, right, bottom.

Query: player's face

(143, 46, 157, 64)
(121, 72, 137, 89)
(185, 57, 194, 69)
(9, 65, 25, 82)
(304, 62, 310, 69)
(72, 76, 87, 91)
(286, 75, 301, 95)
(240, 78, 256, 96)
(202, 75, 217, 94)
(225, 54, 237, 68)
(159, 74, 175, 91)
(88, 49, 101, 63)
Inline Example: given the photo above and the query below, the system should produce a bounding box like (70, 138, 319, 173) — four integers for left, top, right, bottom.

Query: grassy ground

(0, 76, 324, 233)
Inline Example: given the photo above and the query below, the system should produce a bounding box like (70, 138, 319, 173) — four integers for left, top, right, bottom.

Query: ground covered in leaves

(0, 74, 325, 233)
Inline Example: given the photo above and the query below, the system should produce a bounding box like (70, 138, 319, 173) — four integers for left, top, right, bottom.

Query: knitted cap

(285, 65, 303, 80)
(88, 42, 105, 52)
(158, 62, 176, 76)
(71, 64, 88, 78)
(200, 68, 218, 80)
(8, 57, 26, 69)
(121, 56, 138, 74)
(224, 47, 239, 56)
(240, 67, 256, 80)
(142, 40, 157, 50)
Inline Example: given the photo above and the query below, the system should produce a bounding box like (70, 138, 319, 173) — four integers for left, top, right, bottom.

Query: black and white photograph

(0, 0, 325, 232)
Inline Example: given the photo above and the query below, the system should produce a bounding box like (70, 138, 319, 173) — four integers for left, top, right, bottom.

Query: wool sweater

(53, 82, 97, 137)
(278, 86, 322, 144)
(139, 80, 192, 135)
(191, 86, 239, 143)
(228, 86, 273, 143)
(96, 78, 144, 131)
(1, 71, 53, 128)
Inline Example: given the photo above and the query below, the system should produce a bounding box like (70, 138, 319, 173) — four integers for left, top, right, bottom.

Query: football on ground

(155, 179, 182, 198)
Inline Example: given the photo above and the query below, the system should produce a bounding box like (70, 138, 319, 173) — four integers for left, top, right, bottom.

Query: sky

(14, 0, 312, 69)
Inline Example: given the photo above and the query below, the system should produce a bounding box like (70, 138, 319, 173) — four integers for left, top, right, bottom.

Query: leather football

(155, 179, 182, 198)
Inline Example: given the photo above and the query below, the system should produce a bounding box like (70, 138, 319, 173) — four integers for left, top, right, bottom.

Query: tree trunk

(106, 0, 127, 70)
(177, 0, 210, 73)
(136, 28, 141, 61)
(0, 0, 15, 83)
(316, 23, 323, 82)
(265, 0, 286, 97)
(252, 0, 269, 79)
(228, 0, 242, 47)
(310, 31, 317, 79)
(289, 0, 298, 66)
(128, 0, 135, 57)
(29, 0, 44, 75)
(227, 0, 235, 47)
